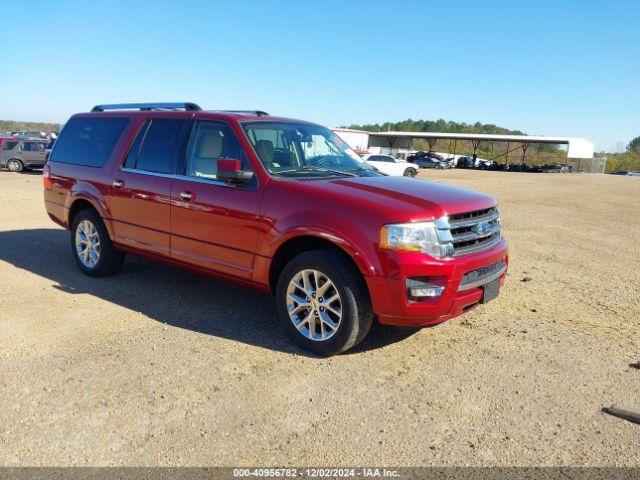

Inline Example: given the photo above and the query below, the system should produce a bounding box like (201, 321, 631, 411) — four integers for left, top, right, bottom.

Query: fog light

(406, 277, 445, 298)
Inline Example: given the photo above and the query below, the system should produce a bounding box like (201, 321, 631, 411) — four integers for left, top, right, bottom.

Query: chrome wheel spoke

(325, 305, 341, 317)
(295, 311, 312, 331)
(301, 270, 313, 295)
(323, 293, 340, 305)
(288, 302, 308, 316)
(319, 311, 338, 331)
(287, 292, 309, 306)
(307, 314, 316, 339)
(317, 277, 332, 296)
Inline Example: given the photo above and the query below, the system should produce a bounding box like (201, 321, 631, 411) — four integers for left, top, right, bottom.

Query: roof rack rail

(223, 110, 269, 116)
(91, 102, 202, 112)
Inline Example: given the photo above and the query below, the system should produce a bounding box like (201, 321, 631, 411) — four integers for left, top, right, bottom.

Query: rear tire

(276, 249, 373, 356)
(6, 159, 23, 172)
(70, 209, 124, 277)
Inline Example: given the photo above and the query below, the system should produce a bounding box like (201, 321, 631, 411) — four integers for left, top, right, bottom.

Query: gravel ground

(0, 170, 638, 466)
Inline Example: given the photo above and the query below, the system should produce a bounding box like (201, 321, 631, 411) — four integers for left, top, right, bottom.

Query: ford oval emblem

(474, 221, 492, 236)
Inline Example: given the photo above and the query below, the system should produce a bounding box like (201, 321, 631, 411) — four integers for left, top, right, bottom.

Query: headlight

(380, 220, 454, 258)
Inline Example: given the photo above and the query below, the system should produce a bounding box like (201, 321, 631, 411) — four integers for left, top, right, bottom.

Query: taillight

(43, 164, 52, 189)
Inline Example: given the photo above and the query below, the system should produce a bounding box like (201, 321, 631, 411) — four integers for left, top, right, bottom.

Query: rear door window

(127, 119, 186, 174)
(21, 142, 45, 152)
(49, 117, 129, 167)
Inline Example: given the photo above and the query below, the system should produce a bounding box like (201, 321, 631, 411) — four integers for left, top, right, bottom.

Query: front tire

(404, 167, 418, 177)
(71, 209, 124, 277)
(6, 159, 23, 172)
(276, 249, 373, 356)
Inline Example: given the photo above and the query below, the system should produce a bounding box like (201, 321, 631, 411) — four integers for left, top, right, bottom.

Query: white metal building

(333, 128, 595, 161)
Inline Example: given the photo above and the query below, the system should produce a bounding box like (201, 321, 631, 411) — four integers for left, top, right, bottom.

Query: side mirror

(216, 158, 254, 185)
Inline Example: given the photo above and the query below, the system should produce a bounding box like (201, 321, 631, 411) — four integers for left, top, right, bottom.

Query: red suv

(44, 103, 508, 355)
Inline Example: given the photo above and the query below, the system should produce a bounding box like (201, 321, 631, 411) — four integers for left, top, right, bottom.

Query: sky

(1, 0, 638, 151)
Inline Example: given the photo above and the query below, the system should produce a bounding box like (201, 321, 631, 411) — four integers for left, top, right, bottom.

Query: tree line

(600, 136, 640, 172)
(345, 119, 639, 172)
(0, 120, 61, 134)
(343, 118, 561, 159)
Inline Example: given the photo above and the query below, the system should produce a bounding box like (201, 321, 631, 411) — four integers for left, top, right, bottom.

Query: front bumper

(365, 238, 508, 326)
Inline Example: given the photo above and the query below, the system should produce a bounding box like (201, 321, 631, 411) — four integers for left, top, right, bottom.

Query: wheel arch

(268, 234, 371, 296)
(67, 194, 114, 240)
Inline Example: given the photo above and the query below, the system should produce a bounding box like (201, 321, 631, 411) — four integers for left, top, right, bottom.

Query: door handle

(179, 191, 193, 201)
(112, 179, 124, 189)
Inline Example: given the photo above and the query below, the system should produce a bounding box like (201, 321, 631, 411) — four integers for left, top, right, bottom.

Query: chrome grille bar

(449, 210, 500, 228)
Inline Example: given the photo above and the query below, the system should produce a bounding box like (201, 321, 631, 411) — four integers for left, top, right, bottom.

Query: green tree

(627, 135, 640, 154)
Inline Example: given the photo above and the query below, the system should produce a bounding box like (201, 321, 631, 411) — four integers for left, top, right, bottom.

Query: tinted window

(134, 119, 186, 174)
(123, 120, 150, 169)
(185, 121, 248, 179)
(1, 141, 18, 150)
(50, 117, 129, 167)
(22, 142, 45, 152)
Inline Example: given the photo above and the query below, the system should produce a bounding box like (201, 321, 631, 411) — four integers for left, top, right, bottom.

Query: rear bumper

(366, 239, 508, 326)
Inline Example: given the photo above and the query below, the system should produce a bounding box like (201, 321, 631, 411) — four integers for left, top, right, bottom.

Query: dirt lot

(0, 170, 638, 466)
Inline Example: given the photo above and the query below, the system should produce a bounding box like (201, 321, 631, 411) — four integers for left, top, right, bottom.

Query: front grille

(448, 206, 501, 256)
(458, 258, 507, 291)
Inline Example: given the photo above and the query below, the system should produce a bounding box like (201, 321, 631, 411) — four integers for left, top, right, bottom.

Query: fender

(265, 212, 385, 278)
(66, 182, 115, 240)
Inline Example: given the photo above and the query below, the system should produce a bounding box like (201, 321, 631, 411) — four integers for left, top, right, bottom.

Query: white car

(361, 154, 418, 177)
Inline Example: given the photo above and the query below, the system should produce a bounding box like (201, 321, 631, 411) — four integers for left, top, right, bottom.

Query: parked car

(361, 154, 418, 177)
(44, 103, 508, 356)
(0, 138, 48, 171)
(439, 159, 456, 168)
(414, 157, 446, 169)
(456, 156, 475, 169)
(426, 151, 445, 161)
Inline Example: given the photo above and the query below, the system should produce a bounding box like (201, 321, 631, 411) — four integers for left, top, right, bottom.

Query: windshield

(242, 122, 380, 178)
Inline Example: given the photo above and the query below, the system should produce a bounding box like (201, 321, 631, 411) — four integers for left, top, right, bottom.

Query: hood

(299, 176, 496, 221)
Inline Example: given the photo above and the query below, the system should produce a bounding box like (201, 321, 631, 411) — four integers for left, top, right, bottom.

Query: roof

(369, 130, 584, 144)
(76, 109, 309, 124)
(85, 103, 299, 122)
(331, 128, 371, 135)
(367, 131, 595, 158)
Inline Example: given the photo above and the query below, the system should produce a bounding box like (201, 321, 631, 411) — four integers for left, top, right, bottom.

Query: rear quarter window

(49, 117, 129, 167)
(1, 141, 19, 150)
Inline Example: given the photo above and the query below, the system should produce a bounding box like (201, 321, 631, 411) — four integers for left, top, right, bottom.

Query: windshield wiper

(275, 166, 358, 177)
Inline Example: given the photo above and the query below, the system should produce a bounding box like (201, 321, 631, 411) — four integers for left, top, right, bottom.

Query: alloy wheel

(7, 160, 21, 172)
(75, 220, 101, 268)
(286, 269, 342, 341)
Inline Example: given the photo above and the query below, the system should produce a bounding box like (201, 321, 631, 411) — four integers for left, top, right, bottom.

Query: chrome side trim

(120, 167, 175, 179)
(119, 168, 229, 188)
(458, 264, 508, 292)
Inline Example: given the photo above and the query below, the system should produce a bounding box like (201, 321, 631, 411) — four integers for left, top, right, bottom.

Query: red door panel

(108, 171, 172, 256)
(170, 178, 262, 280)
